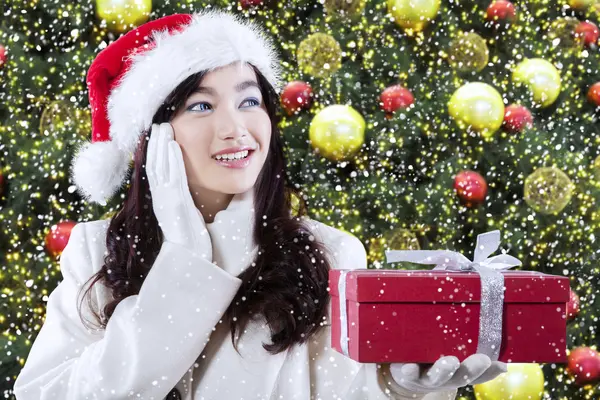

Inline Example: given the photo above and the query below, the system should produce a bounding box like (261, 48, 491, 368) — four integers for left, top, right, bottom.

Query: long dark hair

(77, 64, 333, 354)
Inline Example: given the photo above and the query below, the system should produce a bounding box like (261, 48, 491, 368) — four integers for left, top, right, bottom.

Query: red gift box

(329, 269, 570, 364)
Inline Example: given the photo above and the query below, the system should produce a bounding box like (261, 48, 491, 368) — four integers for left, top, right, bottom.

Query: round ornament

(474, 363, 544, 400)
(309, 105, 365, 162)
(512, 58, 561, 108)
(503, 104, 533, 133)
(297, 33, 342, 78)
(324, 0, 367, 18)
(523, 166, 574, 214)
(387, 0, 441, 32)
(567, 347, 600, 386)
(485, 0, 516, 23)
(454, 170, 488, 207)
(575, 21, 599, 47)
(281, 81, 313, 115)
(380, 85, 414, 114)
(448, 32, 489, 73)
(548, 17, 585, 50)
(448, 82, 505, 137)
(587, 81, 600, 107)
(45, 220, 78, 258)
(96, 0, 151, 34)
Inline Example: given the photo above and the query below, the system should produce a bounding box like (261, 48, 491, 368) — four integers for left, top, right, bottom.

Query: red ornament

(281, 81, 313, 116)
(567, 347, 600, 386)
(575, 21, 600, 47)
(453, 170, 488, 207)
(587, 82, 600, 107)
(567, 288, 580, 321)
(380, 85, 414, 114)
(485, 0, 516, 23)
(503, 104, 533, 133)
(0, 44, 6, 67)
(240, 0, 263, 8)
(45, 220, 78, 258)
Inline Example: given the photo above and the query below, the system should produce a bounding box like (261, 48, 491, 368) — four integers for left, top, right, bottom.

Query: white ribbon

(337, 230, 522, 361)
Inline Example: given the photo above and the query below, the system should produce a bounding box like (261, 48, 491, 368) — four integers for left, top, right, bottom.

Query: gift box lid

(329, 269, 570, 303)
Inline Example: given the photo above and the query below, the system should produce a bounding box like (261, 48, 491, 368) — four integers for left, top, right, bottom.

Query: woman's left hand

(386, 354, 507, 397)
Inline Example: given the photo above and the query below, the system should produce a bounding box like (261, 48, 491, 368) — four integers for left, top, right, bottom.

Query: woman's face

(170, 62, 271, 196)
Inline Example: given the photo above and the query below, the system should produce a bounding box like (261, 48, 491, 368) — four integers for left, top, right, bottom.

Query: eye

(242, 98, 261, 107)
(187, 98, 261, 113)
(188, 102, 212, 112)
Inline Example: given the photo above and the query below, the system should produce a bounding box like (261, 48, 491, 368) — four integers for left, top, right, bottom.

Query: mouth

(212, 149, 255, 169)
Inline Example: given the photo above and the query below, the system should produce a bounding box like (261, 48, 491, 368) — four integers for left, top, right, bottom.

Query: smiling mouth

(212, 150, 255, 168)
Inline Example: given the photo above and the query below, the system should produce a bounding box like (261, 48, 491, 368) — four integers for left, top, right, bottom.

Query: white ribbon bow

(385, 230, 522, 273)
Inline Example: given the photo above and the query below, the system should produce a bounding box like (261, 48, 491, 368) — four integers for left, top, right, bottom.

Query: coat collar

(203, 189, 258, 276)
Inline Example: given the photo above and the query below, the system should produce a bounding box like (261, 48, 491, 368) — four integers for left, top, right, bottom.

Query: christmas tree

(1, 0, 600, 398)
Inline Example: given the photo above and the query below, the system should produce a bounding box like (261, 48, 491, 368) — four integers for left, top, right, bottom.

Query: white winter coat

(13, 190, 456, 400)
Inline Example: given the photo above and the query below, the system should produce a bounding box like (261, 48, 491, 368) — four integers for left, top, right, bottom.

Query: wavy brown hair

(76, 64, 333, 354)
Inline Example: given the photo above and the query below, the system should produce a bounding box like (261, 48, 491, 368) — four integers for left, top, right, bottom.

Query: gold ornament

(387, 0, 441, 32)
(40, 100, 75, 137)
(297, 33, 342, 78)
(548, 17, 584, 50)
(474, 363, 544, 400)
(448, 32, 489, 73)
(324, 0, 367, 18)
(289, 190, 303, 216)
(568, 0, 597, 10)
(96, 0, 151, 34)
(74, 108, 93, 137)
(368, 228, 420, 268)
(101, 209, 118, 220)
(309, 105, 365, 161)
(524, 166, 575, 214)
(512, 58, 562, 108)
(593, 154, 600, 181)
(448, 82, 505, 138)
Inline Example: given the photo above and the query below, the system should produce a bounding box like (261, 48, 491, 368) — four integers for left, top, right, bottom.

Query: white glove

(387, 354, 508, 398)
(146, 122, 212, 260)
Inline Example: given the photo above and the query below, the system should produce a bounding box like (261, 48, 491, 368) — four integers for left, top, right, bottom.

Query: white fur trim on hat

(70, 140, 131, 205)
(108, 9, 283, 158)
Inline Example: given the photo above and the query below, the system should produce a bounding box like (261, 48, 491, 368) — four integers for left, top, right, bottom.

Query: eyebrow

(191, 80, 260, 96)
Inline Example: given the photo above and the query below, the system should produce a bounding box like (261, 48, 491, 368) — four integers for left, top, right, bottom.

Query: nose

(213, 103, 248, 141)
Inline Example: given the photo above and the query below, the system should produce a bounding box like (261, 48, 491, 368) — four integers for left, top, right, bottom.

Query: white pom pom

(70, 140, 130, 205)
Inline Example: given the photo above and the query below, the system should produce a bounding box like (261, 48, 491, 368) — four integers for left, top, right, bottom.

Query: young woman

(13, 10, 506, 400)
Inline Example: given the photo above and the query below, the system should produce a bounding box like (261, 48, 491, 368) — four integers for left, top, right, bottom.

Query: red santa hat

(70, 9, 283, 204)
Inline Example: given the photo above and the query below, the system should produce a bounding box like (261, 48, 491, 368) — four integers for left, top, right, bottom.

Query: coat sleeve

(309, 226, 457, 400)
(13, 221, 242, 400)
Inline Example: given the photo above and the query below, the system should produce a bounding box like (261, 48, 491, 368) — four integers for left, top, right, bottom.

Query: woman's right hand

(146, 122, 212, 260)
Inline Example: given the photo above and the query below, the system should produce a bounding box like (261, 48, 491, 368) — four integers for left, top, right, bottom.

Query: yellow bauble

(289, 190, 302, 216)
(387, 0, 441, 32)
(569, 0, 597, 10)
(474, 363, 544, 400)
(594, 154, 600, 181)
(96, 0, 151, 34)
(309, 105, 365, 161)
(40, 100, 75, 136)
(324, 0, 367, 18)
(512, 58, 561, 108)
(368, 228, 420, 268)
(448, 82, 505, 138)
(297, 33, 342, 78)
(548, 17, 584, 50)
(524, 166, 575, 214)
(448, 32, 489, 73)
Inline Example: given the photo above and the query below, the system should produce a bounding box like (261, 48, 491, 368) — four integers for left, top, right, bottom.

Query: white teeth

(214, 150, 250, 160)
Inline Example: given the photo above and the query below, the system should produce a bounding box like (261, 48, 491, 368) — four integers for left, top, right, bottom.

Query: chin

(217, 181, 257, 195)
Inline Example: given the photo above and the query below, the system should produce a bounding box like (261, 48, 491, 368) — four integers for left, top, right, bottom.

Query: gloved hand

(146, 122, 212, 260)
(387, 354, 507, 398)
